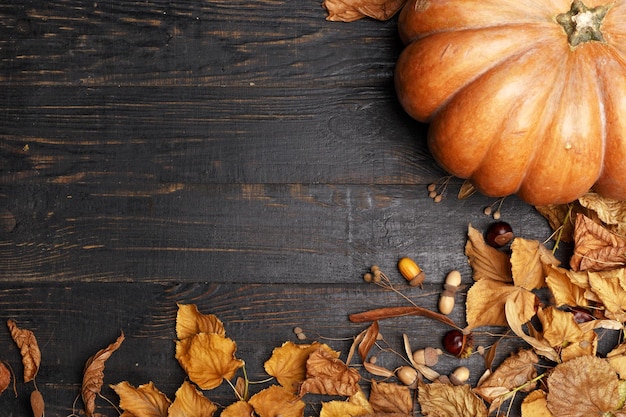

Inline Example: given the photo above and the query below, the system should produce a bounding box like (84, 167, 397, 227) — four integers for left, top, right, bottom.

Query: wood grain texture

(0, 1, 565, 416)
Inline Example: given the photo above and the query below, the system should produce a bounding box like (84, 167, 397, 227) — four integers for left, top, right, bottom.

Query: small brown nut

(412, 347, 442, 367)
(398, 257, 425, 287)
(396, 366, 418, 387)
(450, 366, 470, 385)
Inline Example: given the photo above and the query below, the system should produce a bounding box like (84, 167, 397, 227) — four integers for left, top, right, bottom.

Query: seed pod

(397, 257, 425, 288)
(450, 366, 470, 385)
(413, 347, 442, 367)
(396, 366, 418, 387)
(438, 270, 462, 315)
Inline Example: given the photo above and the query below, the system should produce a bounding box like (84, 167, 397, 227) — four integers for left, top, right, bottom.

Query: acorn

(398, 257, 425, 288)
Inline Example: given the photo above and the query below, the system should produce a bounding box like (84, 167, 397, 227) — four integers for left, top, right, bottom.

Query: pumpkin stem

(556, 0, 610, 47)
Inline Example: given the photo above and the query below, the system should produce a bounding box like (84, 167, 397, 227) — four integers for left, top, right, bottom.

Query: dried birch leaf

(30, 390, 44, 417)
(0, 362, 10, 396)
(587, 269, 626, 321)
(264, 341, 339, 393)
(111, 381, 171, 417)
(299, 348, 360, 397)
(537, 307, 596, 361)
(578, 192, 626, 236)
(418, 380, 488, 417)
(357, 321, 379, 363)
(521, 390, 554, 417)
(176, 304, 225, 339)
(545, 265, 589, 307)
(546, 355, 621, 417)
(221, 400, 254, 417)
(248, 385, 305, 417)
(505, 298, 558, 362)
(465, 280, 537, 330)
(465, 224, 512, 282)
(175, 332, 245, 390)
(571, 214, 626, 272)
(82, 331, 125, 417)
(369, 381, 412, 415)
(348, 388, 375, 413)
(322, 0, 406, 22)
(510, 238, 559, 290)
(7, 319, 41, 383)
(320, 395, 372, 417)
(168, 381, 217, 417)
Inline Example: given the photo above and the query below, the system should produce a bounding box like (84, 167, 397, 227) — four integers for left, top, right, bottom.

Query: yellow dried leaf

(348, 389, 375, 414)
(168, 381, 217, 417)
(369, 381, 412, 415)
(588, 269, 626, 321)
(0, 362, 10, 396)
(322, 0, 406, 22)
(547, 355, 621, 417)
(175, 332, 244, 390)
(578, 192, 626, 236)
(466, 280, 537, 330)
(82, 331, 125, 417)
(221, 401, 254, 417)
(510, 238, 559, 290)
(570, 214, 626, 272)
(545, 265, 589, 308)
(538, 307, 584, 349)
(248, 385, 305, 417)
(299, 348, 360, 397)
(418, 380, 488, 417)
(264, 341, 339, 393)
(505, 298, 558, 362)
(111, 381, 171, 417)
(521, 390, 554, 417)
(608, 342, 626, 380)
(319, 399, 371, 417)
(7, 319, 41, 383)
(465, 224, 512, 283)
(176, 304, 225, 339)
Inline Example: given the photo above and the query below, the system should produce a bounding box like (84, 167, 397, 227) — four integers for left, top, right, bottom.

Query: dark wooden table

(0, 2, 554, 416)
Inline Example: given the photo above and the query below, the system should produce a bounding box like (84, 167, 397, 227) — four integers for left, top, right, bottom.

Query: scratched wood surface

(0, 1, 571, 416)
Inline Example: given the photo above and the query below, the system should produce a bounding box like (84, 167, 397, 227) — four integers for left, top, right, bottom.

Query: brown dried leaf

(546, 355, 621, 417)
(510, 238, 559, 290)
(358, 321, 379, 363)
(465, 224, 512, 282)
(176, 304, 225, 340)
(578, 192, 626, 236)
(570, 214, 626, 271)
(175, 332, 245, 390)
(588, 269, 626, 321)
(7, 319, 41, 383)
(418, 380, 488, 417)
(537, 307, 596, 361)
(535, 204, 577, 242)
(521, 390, 554, 417)
(220, 400, 254, 417)
(299, 348, 360, 397)
(545, 264, 589, 308)
(30, 390, 44, 417)
(465, 280, 537, 330)
(0, 362, 10, 396)
(111, 381, 171, 417)
(369, 381, 412, 415)
(82, 332, 125, 417)
(322, 0, 406, 22)
(248, 385, 305, 417)
(264, 341, 339, 393)
(168, 381, 217, 417)
(505, 298, 558, 362)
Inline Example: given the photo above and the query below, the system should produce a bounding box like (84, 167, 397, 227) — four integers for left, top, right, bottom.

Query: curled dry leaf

(357, 320, 379, 363)
(248, 385, 305, 417)
(264, 341, 339, 393)
(369, 380, 412, 415)
(322, 0, 406, 22)
(299, 348, 360, 397)
(111, 381, 171, 417)
(418, 380, 488, 417)
(465, 224, 512, 283)
(175, 332, 245, 390)
(578, 192, 626, 236)
(176, 303, 225, 339)
(0, 362, 10, 396)
(82, 331, 125, 417)
(6, 319, 41, 383)
(30, 390, 44, 417)
(169, 381, 217, 417)
(546, 355, 622, 417)
(570, 214, 626, 272)
(505, 298, 558, 362)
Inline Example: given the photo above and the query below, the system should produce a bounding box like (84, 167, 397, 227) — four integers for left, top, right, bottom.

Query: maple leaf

(465, 224, 512, 282)
(248, 385, 305, 417)
(82, 331, 125, 417)
(510, 237, 559, 290)
(112, 381, 171, 417)
(369, 381, 412, 415)
(418, 380, 488, 417)
(521, 390, 554, 417)
(7, 319, 41, 383)
(322, 0, 407, 22)
(176, 304, 225, 340)
(175, 332, 245, 390)
(220, 400, 255, 417)
(299, 348, 360, 397)
(0, 362, 10, 396)
(570, 214, 626, 272)
(264, 341, 339, 393)
(168, 381, 217, 417)
(546, 355, 622, 417)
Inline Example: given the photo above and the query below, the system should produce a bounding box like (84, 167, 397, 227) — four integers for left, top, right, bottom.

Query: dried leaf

(7, 319, 41, 383)
(0, 362, 10, 396)
(578, 192, 626, 236)
(299, 348, 360, 397)
(363, 362, 395, 378)
(221, 400, 254, 417)
(570, 214, 626, 271)
(248, 385, 305, 417)
(168, 381, 217, 417)
(175, 332, 245, 390)
(264, 341, 339, 393)
(465, 280, 537, 330)
(319, 398, 371, 417)
(322, 0, 406, 22)
(369, 381, 412, 415)
(111, 381, 171, 417)
(546, 355, 621, 417)
(357, 321, 379, 363)
(505, 298, 558, 362)
(545, 265, 589, 307)
(457, 180, 476, 200)
(521, 390, 554, 417)
(510, 238, 559, 290)
(30, 390, 44, 417)
(465, 224, 512, 282)
(588, 269, 626, 321)
(537, 307, 596, 361)
(535, 203, 577, 242)
(82, 332, 125, 417)
(176, 304, 225, 339)
(607, 342, 626, 380)
(418, 380, 488, 417)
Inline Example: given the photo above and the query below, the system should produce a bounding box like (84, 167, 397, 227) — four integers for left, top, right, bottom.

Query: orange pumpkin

(395, 0, 626, 205)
